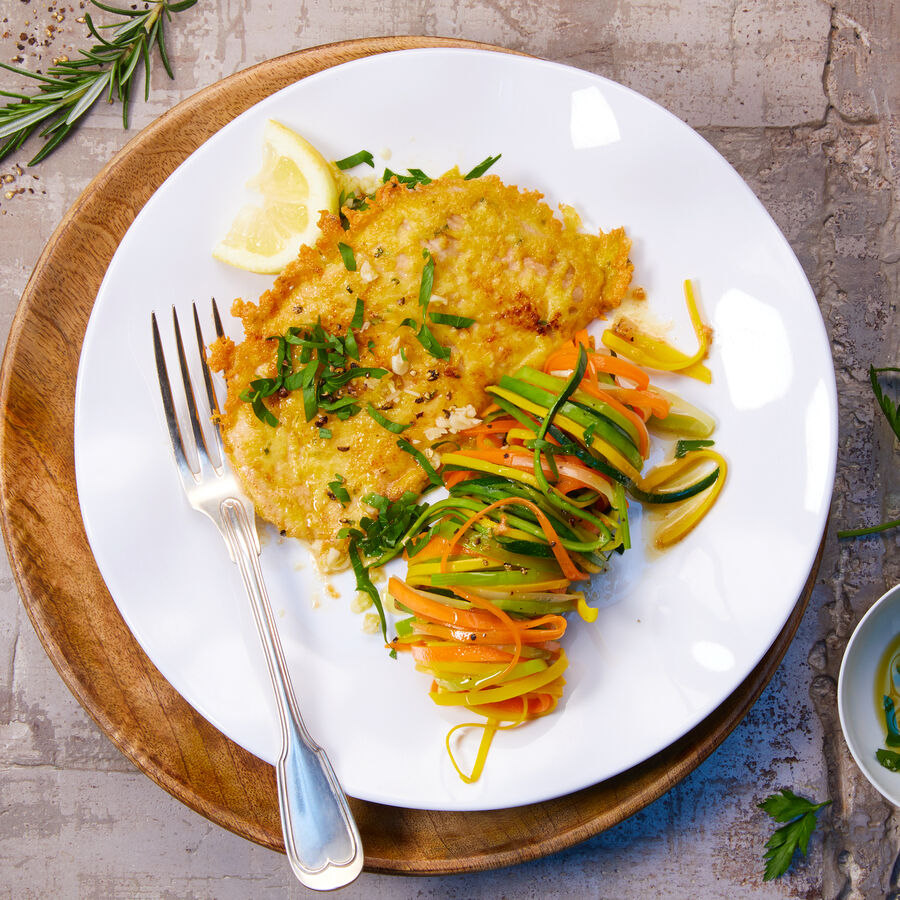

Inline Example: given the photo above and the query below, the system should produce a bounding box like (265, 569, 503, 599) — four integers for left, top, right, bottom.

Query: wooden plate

(0, 37, 821, 874)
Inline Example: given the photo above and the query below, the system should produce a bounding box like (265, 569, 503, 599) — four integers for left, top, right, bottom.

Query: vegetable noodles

(346, 284, 727, 782)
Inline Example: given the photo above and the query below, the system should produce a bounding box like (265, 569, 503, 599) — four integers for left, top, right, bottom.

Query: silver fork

(151, 302, 363, 891)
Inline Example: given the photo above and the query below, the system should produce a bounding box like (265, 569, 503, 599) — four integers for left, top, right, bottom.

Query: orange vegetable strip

(442, 469, 475, 488)
(389, 577, 505, 630)
(469, 694, 557, 718)
(544, 350, 650, 389)
(580, 383, 670, 419)
(411, 643, 515, 664)
(448, 447, 612, 496)
(411, 621, 567, 644)
(451, 587, 527, 685)
(441, 496, 585, 582)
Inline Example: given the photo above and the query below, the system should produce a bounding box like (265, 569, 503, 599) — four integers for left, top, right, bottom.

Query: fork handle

(221, 499, 363, 890)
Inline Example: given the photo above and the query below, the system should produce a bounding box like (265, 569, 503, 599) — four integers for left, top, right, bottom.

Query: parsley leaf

(430, 311, 475, 329)
(759, 789, 830, 880)
(334, 150, 375, 170)
(464, 153, 501, 179)
(327, 473, 350, 505)
(347, 540, 391, 649)
(397, 438, 443, 486)
(383, 167, 432, 188)
(877, 748, 900, 771)
(366, 403, 410, 434)
(339, 491, 427, 562)
(338, 242, 357, 271)
(397, 250, 452, 360)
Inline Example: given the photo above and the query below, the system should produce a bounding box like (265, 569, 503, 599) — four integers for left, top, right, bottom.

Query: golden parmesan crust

(211, 173, 632, 568)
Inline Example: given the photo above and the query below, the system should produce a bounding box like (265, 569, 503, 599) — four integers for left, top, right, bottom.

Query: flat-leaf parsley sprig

(838, 365, 900, 538)
(759, 789, 831, 880)
(0, 0, 197, 166)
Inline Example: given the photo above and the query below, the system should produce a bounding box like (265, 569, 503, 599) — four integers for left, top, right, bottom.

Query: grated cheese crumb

(358, 259, 377, 283)
(351, 591, 373, 613)
(362, 613, 380, 634)
(424, 404, 481, 442)
(391, 351, 410, 375)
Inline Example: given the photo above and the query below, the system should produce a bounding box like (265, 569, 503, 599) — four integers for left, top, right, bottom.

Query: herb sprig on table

(838, 365, 900, 538)
(759, 789, 831, 880)
(0, 0, 197, 166)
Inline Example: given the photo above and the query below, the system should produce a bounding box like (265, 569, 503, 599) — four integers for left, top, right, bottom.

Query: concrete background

(0, 0, 898, 897)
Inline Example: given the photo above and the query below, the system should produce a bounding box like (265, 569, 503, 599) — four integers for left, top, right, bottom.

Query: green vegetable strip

(675, 438, 715, 458)
(627, 467, 720, 504)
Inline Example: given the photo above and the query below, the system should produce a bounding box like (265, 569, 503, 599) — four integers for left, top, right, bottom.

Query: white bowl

(838, 583, 900, 805)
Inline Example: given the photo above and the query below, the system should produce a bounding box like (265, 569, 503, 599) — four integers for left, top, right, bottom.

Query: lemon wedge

(213, 120, 339, 274)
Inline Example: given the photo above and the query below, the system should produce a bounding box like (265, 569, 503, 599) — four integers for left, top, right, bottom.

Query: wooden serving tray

(0, 37, 820, 874)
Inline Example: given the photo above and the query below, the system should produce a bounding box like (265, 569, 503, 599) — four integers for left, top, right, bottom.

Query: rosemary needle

(0, 0, 197, 166)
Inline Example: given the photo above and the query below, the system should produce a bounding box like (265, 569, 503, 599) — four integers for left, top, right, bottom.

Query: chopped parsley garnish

(339, 491, 427, 562)
(318, 427, 332, 440)
(240, 317, 386, 427)
(366, 403, 410, 434)
(338, 242, 357, 271)
(464, 153, 501, 179)
(399, 250, 452, 361)
(418, 249, 434, 308)
(383, 166, 432, 188)
(350, 297, 365, 329)
(327, 473, 350, 505)
(334, 150, 375, 170)
(675, 438, 715, 458)
(347, 540, 390, 649)
(429, 312, 475, 329)
(338, 189, 370, 229)
(340, 490, 432, 654)
(397, 438, 442, 486)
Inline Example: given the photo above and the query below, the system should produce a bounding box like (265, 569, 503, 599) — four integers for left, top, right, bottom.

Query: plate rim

(0, 36, 826, 873)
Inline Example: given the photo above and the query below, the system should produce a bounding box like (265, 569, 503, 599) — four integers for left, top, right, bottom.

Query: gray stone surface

(0, 0, 897, 897)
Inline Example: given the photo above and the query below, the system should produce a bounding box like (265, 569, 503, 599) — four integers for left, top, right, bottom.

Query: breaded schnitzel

(209, 172, 632, 569)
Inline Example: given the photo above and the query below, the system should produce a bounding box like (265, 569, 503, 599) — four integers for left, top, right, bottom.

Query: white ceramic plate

(839, 583, 900, 806)
(74, 48, 837, 812)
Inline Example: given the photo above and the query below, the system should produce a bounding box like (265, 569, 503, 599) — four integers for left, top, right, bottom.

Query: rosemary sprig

(838, 365, 900, 538)
(0, 0, 197, 166)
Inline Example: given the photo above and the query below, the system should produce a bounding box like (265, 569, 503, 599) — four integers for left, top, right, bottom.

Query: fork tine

(212, 297, 225, 341)
(172, 306, 212, 473)
(152, 311, 194, 482)
(193, 301, 225, 468)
